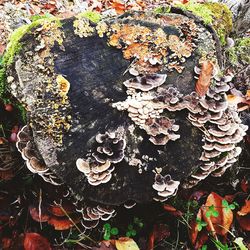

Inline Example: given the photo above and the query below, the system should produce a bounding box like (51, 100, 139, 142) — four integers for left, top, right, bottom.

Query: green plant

(210, 238, 230, 250)
(222, 200, 238, 212)
(196, 218, 207, 232)
(205, 205, 219, 218)
(133, 217, 144, 228)
(103, 223, 119, 240)
(201, 245, 208, 250)
(234, 237, 248, 250)
(126, 224, 137, 237)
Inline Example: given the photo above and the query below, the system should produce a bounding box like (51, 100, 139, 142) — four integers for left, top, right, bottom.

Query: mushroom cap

(123, 74, 167, 91)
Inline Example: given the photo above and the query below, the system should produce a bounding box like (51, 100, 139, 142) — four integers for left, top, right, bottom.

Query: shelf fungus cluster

(152, 173, 180, 202)
(183, 70, 248, 188)
(113, 56, 247, 194)
(16, 126, 62, 185)
(76, 129, 126, 186)
(76, 205, 116, 230)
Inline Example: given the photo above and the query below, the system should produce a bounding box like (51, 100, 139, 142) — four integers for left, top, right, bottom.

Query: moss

(0, 16, 62, 98)
(0, 16, 62, 122)
(2, 16, 62, 67)
(177, 1, 233, 45)
(228, 37, 250, 65)
(77, 11, 101, 23)
(154, 6, 171, 14)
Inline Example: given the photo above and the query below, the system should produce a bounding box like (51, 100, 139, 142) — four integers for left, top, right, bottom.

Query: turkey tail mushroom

(16, 126, 62, 185)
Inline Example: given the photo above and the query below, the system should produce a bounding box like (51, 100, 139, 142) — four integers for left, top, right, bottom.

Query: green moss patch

(228, 37, 250, 65)
(77, 11, 101, 23)
(177, 1, 233, 45)
(154, 5, 171, 14)
(0, 16, 62, 122)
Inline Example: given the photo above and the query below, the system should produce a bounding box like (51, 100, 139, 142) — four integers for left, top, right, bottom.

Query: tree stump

(5, 9, 247, 208)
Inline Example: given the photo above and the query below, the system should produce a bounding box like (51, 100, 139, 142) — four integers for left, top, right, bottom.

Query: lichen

(73, 15, 95, 38)
(228, 37, 250, 65)
(102, 18, 198, 74)
(177, 2, 233, 45)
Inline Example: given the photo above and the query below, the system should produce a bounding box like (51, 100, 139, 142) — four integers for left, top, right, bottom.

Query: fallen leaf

(189, 209, 202, 245)
(241, 178, 250, 193)
(163, 204, 176, 212)
(48, 216, 74, 230)
(23, 233, 51, 250)
(237, 200, 250, 216)
(194, 231, 208, 250)
(163, 204, 183, 217)
(236, 200, 250, 230)
(115, 237, 140, 250)
(236, 214, 250, 231)
(189, 190, 207, 201)
(29, 206, 50, 222)
(202, 192, 233, 236)
(195, 61, 214, 96)
(148, 224, 170, 250)
(111, 2, 126, 14)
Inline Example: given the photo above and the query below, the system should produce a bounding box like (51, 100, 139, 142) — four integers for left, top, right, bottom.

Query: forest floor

(0, 0, 249, 249)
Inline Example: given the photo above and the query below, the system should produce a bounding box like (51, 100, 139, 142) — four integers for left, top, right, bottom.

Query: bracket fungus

(16, 126, 62, 185)
(4, 8, 248, 228)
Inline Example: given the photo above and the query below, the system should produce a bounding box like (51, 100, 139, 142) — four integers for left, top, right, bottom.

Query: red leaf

(189, 190, 207, 201)
(163, 204, 176, 212)
(237, 200, 250, 216)
(202, 192, 233, 236)
(48, 216, 73, 230)
(24, 233, 51, 250)
(189, 209, 202, 245)
(236, 214, 250, 231)
(148, 224, 170, 250)
(29, 206, 50, 223)
(163, 204, 183, 217)
(194, 231, 208, 250)
(47, 203, 74, 217)
(111, 2, 126, 14)
(195, 61, 214, 96)
(241, 178, 250, 193)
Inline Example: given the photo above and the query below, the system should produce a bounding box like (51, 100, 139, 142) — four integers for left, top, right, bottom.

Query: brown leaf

(111, 2, 126, 14)
(237, 200, 250, 216)
(241, 178, 250, 193)
(194, 231, 209, 250)
(163, 204, 183, 217)
(202, 192, 233, 236)
(47, 204, 74, 217)
(92, 240, 116, 250)
(195, 61, 214, 96)
(148, 224, 170, 250)
(29, 206, 50, 223)
(48, 216, 74, 230)
(236, 214, 250, 231)
(24, 233, 51, 250)
(163, 204, 176, 212)
(189, 209, 202, 245)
